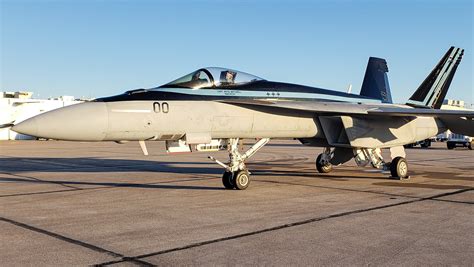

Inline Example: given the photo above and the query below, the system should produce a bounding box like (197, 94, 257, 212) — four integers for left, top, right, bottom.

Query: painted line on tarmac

(96, 188, 472, 266)
(0, 188, 81, 198)
(2, 172, 82, 190)
(253, 179, 423, 200)
(253, 179, 473, 205)
(429, 198, 473, 205)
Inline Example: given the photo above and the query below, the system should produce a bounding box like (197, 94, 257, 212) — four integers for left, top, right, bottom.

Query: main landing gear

(315, 147, 409, 179)
(210, 138, 270, 190)
(389, 156, 408, 179)
(315, 148, 333, 173)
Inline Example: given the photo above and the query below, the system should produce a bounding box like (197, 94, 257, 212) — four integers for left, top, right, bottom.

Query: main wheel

(390, 157, 408, 179)
(222, 171, 234, 189)
(233, 170, 250, 190)
(468, 141, 473, 150)
(316, 154, 333, 173)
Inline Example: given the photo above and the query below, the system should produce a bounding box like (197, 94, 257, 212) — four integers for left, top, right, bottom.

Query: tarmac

(0, 140, 472, 266)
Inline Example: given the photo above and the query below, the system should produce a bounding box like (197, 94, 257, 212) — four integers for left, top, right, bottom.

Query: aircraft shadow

(0, 157, 221, 174)
(1, 157, 393, 182)
(0, 176, 224, 191)
(251, 169, 389, 181)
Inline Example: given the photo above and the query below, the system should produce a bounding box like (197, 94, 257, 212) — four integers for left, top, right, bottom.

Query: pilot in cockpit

(189, 70, 207, 88)
(220, 70, 237, 85)
(191, 71, 201, 81)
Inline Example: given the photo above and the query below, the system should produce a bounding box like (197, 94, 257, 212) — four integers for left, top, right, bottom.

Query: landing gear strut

(353, 147, 409, 179)
(210, 138, 270, 190)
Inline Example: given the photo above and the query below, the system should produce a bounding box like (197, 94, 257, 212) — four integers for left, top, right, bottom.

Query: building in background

(442, 99, 466, 109)
(0, 91, 84, 140)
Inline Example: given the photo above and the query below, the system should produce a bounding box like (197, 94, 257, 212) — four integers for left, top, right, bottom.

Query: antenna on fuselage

(139, 140, 149, 156)
(347, 84, 353, 94)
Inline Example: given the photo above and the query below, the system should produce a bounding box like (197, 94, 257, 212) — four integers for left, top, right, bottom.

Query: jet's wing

(220, 100, 474, 137)
(220, 99, 474, 118)
(367, 107, 474, 118)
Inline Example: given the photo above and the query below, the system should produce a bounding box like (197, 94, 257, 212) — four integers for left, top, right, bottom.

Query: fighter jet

(13, 47, 473, 190)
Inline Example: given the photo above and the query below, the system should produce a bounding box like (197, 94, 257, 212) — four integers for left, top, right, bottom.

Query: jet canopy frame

(160, 67, 265, 90)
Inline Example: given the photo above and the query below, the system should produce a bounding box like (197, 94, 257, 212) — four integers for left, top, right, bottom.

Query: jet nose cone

(12, 118, 38, 137)
(12, 102, 108, 141)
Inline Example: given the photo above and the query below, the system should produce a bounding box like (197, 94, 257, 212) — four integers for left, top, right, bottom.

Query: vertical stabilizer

(407, 47, 464, 109)
(360, 57, 393, 103)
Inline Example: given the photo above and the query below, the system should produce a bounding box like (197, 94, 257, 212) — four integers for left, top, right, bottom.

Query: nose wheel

(233, 170, 250, 190)
(211, 138, 270, 190)
(222, 171, 234, 189)
(222, 170, 250, 190)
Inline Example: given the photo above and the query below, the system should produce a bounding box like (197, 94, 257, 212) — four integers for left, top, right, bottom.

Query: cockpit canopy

(160, 67, 265, 89)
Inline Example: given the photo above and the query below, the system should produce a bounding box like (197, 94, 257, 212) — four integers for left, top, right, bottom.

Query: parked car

(447, 133, 473, 150)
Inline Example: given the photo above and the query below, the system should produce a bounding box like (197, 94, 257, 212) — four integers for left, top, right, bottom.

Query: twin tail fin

(360, 57, 393, 103)
(407, 46, 464, 109)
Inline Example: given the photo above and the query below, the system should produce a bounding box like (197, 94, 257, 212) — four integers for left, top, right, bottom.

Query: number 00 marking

(162, 102, 169, 113)
(153, 102, 169, 113)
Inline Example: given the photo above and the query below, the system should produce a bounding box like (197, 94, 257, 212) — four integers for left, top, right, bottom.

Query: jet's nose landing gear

(210, 138, 270, 190)
(221, 170, 250, 190)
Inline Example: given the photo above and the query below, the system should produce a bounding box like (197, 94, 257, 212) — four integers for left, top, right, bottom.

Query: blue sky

(1, 0, 472, 105)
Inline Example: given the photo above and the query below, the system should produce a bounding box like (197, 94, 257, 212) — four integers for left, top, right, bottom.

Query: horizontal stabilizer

(221, 99, 474, 141)
(439, 117, 474, 137)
